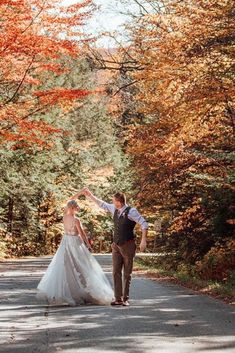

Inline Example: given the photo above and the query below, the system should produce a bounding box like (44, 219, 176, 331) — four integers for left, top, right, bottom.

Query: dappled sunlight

(0, 255, 234, 352)
(0, 1, 234, 352)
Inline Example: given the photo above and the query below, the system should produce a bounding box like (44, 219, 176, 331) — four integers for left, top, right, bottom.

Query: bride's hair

(67, 200, 79, 208)
(64, 200, 79, 214)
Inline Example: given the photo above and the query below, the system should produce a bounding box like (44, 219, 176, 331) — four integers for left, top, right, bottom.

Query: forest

(0, 0, 234, 290)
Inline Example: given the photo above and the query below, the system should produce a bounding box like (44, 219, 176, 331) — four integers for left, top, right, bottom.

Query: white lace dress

(36, 216, 114, 306)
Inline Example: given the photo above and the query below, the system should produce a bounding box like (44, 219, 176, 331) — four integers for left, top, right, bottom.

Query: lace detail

(63, 215, 79, 236)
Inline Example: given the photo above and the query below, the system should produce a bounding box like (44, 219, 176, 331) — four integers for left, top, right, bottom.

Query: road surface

(0, 255, 234, 353)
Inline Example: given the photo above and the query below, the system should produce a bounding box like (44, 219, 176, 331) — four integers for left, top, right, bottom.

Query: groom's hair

(113, 192, 126, 204)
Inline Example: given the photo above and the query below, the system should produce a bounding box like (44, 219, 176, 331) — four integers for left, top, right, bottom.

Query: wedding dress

(36, 216, 114, 306)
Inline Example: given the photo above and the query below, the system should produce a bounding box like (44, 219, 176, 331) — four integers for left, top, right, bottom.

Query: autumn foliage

(0, 0, 94, 147)
(0, 0, 234, 286)
(115, 0, 235, 279)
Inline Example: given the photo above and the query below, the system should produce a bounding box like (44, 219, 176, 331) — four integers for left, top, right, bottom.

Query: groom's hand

(140, 238, 147, 252)
(83, 187, 92, 197)
(77, 187, 89, 197)
(69, 187, 88, 200)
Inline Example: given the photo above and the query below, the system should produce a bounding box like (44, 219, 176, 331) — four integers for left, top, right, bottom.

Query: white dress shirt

(89, 196, 148, 231)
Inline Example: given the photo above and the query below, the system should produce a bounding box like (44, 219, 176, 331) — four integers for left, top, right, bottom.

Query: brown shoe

(122, 300, 130, 306)
(111, 299, 123, 306)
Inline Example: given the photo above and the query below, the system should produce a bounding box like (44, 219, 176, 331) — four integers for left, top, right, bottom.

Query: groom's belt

(114, 238, 135, 246)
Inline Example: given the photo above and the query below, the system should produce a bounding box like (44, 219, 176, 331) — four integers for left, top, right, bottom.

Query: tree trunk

(7, 197, 14, 233)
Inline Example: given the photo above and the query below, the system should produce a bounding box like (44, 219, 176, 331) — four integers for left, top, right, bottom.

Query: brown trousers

(111, 240, 137, 301)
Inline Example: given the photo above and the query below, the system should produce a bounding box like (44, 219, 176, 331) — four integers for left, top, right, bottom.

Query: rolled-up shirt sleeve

(128, 208, 148, 230)
(89, 196, 115, 215)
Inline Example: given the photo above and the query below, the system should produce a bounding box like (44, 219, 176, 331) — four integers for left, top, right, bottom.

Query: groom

(77, 188, 148, 307)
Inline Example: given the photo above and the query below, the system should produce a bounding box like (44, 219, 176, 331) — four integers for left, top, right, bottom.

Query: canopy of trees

(110, 0, 235, 280)
(0, 0, 234, 283)
(0, 0, 95, 148)
(0, 0, 133, 257)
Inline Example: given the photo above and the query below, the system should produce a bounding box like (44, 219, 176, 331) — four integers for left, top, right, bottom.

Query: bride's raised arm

(69, 188, 86, 200)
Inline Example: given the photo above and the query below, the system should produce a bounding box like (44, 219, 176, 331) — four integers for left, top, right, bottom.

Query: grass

(134, 256, 235, 306)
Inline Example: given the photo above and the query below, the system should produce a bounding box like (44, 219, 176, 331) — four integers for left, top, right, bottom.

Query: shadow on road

(0, 255, 234, 353)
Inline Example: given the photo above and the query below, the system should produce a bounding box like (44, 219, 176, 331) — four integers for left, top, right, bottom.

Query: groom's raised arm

(84, 188, 115, 215)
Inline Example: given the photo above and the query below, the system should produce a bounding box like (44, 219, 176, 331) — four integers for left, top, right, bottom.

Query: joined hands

(70, 187, 91, 200)
(82, 187, 92, 197)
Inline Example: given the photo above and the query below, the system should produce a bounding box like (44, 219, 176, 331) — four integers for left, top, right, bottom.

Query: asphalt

(0, 254, 234, 353)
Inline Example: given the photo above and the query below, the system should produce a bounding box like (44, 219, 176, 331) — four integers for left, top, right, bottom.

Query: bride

(37, 190, 114, 306)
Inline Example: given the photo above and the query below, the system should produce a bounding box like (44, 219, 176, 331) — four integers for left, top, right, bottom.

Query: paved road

(0, 255, 234, 353)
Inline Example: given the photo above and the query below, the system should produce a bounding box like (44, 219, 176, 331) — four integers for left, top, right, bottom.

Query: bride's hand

(70, 187, 91, 200)
(87, 244, 92, 251)
(82, 187, 92, 197)
(70, 188, 87, 199)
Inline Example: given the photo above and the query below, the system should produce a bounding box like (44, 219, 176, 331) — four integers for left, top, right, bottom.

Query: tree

(0, 53, 134, 257)
(0, 0, 95, 148)
(113, 0, 235, 276)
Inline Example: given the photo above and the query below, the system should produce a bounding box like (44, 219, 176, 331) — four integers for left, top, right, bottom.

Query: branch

(1, 1, 46, 54)
(3, 54, 36, 105)
(113, 79, 141, 96)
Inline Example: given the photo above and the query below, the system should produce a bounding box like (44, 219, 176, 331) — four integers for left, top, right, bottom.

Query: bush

(195, 239, 235, 281)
